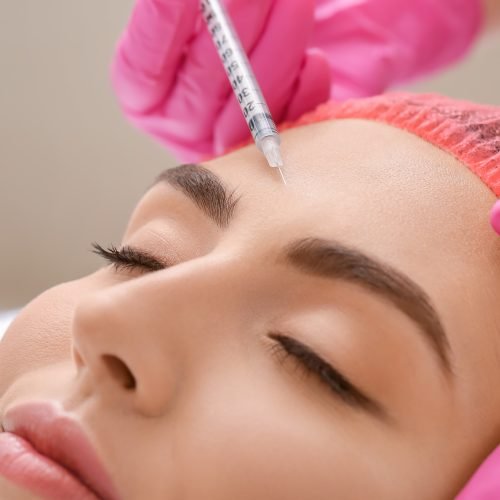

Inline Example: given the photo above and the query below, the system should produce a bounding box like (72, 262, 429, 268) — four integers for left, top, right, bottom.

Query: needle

(276, 166, 287, 185)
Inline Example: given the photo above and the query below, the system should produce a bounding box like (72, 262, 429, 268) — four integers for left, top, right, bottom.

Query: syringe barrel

(200, 0, 279, 145)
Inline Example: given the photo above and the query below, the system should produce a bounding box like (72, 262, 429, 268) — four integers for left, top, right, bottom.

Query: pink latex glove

(457, 445, 500, 499)
(111, 0, 330, 161)
(112, 0, 483, 163)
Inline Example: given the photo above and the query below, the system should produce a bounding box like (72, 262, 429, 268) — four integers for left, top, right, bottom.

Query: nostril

(101, 354, 136, 390)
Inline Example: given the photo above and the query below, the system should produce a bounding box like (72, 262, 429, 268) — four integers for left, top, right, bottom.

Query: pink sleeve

(311, 0, 484, 100)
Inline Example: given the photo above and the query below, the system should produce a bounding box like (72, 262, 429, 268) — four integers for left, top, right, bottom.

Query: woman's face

(1, 119, 500, 500)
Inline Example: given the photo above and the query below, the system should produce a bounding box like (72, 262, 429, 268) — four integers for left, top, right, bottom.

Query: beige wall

(0, 3, 499, 308)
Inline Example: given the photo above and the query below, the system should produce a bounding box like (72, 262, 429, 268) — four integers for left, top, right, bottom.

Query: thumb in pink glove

(111, 0, 331, 162)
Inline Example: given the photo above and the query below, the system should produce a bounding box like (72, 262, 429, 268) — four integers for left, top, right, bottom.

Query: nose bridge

(72, 253, 248, 416)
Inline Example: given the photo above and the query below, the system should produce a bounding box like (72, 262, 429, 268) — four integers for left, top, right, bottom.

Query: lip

(0, 401, 119, 500)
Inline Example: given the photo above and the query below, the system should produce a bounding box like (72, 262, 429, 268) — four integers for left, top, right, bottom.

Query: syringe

(200, 0, 286, 184)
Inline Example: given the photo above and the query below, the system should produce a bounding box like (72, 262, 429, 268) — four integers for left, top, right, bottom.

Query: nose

(71, 257, 241, 417)
(72, 287, 179, 417)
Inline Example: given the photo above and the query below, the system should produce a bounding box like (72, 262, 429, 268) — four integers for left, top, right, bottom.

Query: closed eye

(268, 333, 387, 420)
(92, 243, 167, 274)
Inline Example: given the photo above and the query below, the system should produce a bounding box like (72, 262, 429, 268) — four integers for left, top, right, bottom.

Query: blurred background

(1, 2, 500, 309)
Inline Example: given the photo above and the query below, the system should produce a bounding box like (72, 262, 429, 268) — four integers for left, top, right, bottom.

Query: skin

(484, 0, 500, 29)
(1, 118, 500, 499)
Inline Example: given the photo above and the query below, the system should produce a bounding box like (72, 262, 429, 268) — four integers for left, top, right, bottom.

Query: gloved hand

(112, 0, 483, 162)
(111, 0, 331, 162)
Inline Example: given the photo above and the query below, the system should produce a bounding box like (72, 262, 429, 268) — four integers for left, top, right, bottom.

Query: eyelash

(92, 243, 166, 274)
(268, 333, 373, 410)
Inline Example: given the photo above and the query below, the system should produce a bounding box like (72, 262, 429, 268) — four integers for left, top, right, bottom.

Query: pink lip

(0, 401, 120, 500)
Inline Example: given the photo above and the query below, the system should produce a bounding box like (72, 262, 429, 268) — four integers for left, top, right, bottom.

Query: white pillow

(0, 310, 19, 341)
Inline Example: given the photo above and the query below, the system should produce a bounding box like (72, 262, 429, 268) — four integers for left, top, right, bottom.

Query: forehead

(206, 119, 494, 259)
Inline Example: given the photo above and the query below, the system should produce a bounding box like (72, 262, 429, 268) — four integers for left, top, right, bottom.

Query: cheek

(180, 415, 392, 500)
(172, 378, 404, 500)
(0, 275, 100, 395)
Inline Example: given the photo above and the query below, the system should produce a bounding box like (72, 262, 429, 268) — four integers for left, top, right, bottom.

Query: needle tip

(277, 167, 287, 185)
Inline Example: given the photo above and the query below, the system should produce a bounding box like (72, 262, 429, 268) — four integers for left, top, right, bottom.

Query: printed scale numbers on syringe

(200, 0, 278, 142)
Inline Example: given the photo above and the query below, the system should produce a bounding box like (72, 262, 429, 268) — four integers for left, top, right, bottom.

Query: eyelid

(268, 332, 386, 419)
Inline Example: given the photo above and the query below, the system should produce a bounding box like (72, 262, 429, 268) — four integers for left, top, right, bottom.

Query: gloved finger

(491, 200, 500, 235)
(164, 0, 275, 135)
(213, 0, 316, 155)
(283, 48, 331, 122)
(111, 0, 199, 113)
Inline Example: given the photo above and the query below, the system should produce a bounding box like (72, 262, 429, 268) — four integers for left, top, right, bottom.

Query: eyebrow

(283, 238, 452, 375)
(156, 164, 452, 375)
(156, 163, 239, 228)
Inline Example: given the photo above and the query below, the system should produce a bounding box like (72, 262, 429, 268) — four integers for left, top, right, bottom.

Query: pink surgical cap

(277, 92, 500, 233)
